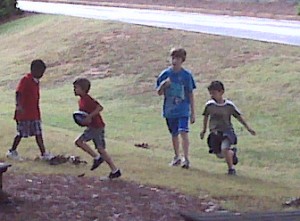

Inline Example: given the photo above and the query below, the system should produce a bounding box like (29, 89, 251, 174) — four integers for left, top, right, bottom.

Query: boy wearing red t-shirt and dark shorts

(6, 59, 53, 160)
(73, 78, 121, 179)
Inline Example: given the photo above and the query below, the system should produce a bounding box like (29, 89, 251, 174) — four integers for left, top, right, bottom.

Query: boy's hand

(248, 128, 256, 136)
(82, 115, 92, 125)
(161, 78, 171, 89)
(190, 113, 195, 124)
(200, 130, 206, 140)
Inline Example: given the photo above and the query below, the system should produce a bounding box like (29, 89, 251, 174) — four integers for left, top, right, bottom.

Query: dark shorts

(77, 127, 106, 149)
(207, 130, 237, 154)
(166, 117, 189, 137)
(16, 120, 42, 138)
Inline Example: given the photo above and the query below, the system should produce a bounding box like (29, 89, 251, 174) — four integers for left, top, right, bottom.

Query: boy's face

(171, 56, 183, 69)
(73, 84, 85, 96)
(209, 89, 224, 101)
(32, 69, 45, 79)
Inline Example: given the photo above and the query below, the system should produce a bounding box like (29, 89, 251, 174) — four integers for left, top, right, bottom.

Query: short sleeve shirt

(156, 67, 196, 118)
(14, 73, 41, 121)
(202, 99, 241, 132)
(79, 94, 105, 128)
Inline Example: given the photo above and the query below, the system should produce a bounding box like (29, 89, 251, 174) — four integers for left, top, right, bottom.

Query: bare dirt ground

(0, 173, 221, 221)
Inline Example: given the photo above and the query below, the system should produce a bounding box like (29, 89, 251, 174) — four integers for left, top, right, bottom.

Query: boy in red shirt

(6, 59, 53, 160)
(73, 78, 121, 179)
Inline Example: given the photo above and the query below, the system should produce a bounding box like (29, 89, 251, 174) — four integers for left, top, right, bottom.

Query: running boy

(73, 78, 121, 179)
(6, 59, 53, 160)
(200, 81, 256, 175)
(156, 48, 196, 169)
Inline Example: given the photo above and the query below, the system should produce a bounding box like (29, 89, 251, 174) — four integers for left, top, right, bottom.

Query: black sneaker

(228, 168, 236, 175)
(90, 157, 104, 171)
(232, 147, 238, 165)
(108, 169, 122, 179)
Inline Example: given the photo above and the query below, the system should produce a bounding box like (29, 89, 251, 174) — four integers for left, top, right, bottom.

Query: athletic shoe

(90, 157, 104, 171)
(232, 147, 238, 165)
(181, 159, 190, 169)
(6, 150, 22, 161)
(228, 168, 236, 175)
(40, 152, 54, 161)
(108, 169, 122, 179)
(169, 156, 181, 166)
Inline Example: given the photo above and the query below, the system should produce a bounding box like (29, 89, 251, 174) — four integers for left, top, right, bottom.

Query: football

(73, 111, 89, 127)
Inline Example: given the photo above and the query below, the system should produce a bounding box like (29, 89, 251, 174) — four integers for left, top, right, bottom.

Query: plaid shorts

(16, 120, 42, 138)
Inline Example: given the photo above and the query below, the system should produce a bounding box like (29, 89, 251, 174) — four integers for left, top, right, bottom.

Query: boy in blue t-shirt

(156, 48, 196, 169)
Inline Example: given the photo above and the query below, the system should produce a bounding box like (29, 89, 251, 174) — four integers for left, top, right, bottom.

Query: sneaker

(6, 150, 22, 161)
(228, 168, 236, 175)
(40, 152, 54, 161)
(108, 169, 122, 179)
(232, 147, 238, 165)
(90, 157, 104, 171)
(169, 156, 181, 166)
(181, 159, 190, 169)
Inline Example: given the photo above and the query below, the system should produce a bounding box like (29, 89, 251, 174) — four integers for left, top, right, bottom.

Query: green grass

(0, 15, 300, 212)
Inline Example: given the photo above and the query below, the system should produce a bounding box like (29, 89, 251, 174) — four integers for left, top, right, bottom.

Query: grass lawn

(0, 14, 299, 212)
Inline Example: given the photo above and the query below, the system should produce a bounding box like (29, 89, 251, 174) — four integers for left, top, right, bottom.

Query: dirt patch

(0, 173, 222, 221)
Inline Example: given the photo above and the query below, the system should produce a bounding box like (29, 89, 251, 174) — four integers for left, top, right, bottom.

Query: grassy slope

(0, 15, 299, 211)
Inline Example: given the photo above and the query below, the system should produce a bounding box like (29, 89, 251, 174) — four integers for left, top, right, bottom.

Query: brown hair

(73, 78, 91, 93)
(170, 48, 187, 62)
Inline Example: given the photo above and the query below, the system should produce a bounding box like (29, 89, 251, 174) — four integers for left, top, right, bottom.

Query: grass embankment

(0, 15, 299, 211)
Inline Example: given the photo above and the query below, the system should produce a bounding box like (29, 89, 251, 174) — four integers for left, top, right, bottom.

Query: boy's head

(170, 48, 186, 69)
(31, 59, 46, 79)
(207, 81, 225, 101)
(73, 78, 91, 96)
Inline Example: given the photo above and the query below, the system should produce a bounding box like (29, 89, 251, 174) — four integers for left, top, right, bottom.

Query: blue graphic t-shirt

(156, 67, 196, 118)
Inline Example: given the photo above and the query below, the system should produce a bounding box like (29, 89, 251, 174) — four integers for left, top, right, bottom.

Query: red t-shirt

(14, 73, 41, 121)
(79, 94, 105, 128)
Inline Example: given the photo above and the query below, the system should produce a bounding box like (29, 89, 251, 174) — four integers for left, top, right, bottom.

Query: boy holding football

(73, 78, 121, 179)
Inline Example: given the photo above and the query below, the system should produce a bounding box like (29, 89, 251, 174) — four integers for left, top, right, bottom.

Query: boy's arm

(157, 78, 171, 96)
(236, 115, 256, 135)
(200, 115, 209, 139)
(15, 92, 23, 112)
(189, 92, 195, 124)
(83, 104, 103, 124)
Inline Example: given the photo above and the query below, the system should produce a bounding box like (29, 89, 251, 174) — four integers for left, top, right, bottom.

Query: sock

(94, 155, 101, 160)
(112, 169, 119, 173)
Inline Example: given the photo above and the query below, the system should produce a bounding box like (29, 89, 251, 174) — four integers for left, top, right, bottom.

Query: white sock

(94, 155, 101, 160)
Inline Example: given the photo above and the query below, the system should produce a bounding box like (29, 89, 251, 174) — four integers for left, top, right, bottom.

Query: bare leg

(75, 138, 98, 158)
(180, 132, 189, 161)
(98, 148, 117, 171)
(10, 135, 22, 151)
(223, 149, 234, 169)
(172, 135, 180, 157)
(35, 135, 46, 156)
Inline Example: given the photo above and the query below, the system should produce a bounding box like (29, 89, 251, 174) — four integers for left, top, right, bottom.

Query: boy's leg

(93, 128, 121, 179)
(75, 137, 98, 158)
(35, 135, 46, 156)
(221, 138, 235, 175)
(166, 118, 181, 165)
(179, 117, 190, 168)
(10, 135, 22, 151)
(172, 135, 180, 158)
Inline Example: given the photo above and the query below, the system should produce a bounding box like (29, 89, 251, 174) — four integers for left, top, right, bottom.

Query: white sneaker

(40, 152, 54, 161)
(169, 156, 181, 166)
(6, 150, 23, 161)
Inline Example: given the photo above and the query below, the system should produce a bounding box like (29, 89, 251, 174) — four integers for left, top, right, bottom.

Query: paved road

(17, 0, 300, 46)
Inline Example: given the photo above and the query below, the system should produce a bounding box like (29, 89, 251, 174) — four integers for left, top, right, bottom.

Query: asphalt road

(17, 0, 300, 46)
